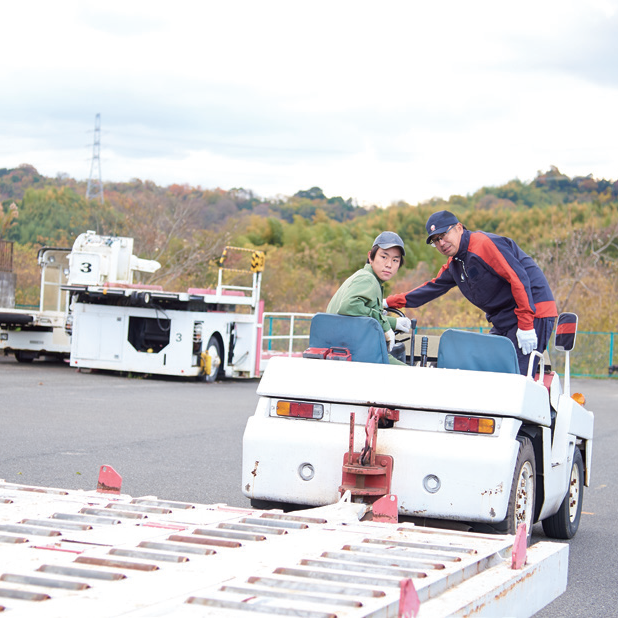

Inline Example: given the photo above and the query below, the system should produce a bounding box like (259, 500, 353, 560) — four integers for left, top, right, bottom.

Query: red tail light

(445, 415, 495, 434)
(276, 401, 324, 419)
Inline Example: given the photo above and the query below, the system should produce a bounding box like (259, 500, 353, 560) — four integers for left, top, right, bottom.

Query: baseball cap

(425, 211, 459, 244)
(373, 231, 405, 256)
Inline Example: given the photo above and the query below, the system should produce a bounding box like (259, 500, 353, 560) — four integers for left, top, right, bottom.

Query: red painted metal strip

(97, 464, 122, 495)
(32, 545, 84, 554)
(399, 578, 420, 617)
(372, 494, 399, 523)
(556, 323, 577, 335)
(511, 523, 527, 569)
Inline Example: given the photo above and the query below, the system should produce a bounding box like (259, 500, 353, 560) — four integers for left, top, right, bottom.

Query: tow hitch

(339, 406, 399, 521)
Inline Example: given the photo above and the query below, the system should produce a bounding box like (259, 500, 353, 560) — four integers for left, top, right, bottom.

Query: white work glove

(385, 328, 395, 352)
(516, 328, 538, 355)
(395, 317, 411, 333)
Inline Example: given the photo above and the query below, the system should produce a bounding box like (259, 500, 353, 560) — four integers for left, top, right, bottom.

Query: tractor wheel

(199, 336, 222, 383)
(542, 447, 584, 539)
(500, 437, 536, 543)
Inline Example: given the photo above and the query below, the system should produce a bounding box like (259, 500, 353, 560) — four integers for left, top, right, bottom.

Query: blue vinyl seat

(308, 313, 390, 364)
(437, 329, 519, 374)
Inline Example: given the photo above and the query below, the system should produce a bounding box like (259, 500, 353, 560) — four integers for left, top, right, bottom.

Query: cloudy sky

(2, 0, 617, 206)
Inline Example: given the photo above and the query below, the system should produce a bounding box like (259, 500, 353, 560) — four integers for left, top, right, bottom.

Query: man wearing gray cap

(328, 231, 411, 365)
(385, 211, 557, 375)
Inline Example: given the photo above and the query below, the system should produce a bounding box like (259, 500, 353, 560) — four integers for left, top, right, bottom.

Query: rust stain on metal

(168, 534, 242, 549)
(480, 482, 504, 496)
(96, 482, 121, 494)
(463, 569, 537, 615)
(251, 461, 259, 478)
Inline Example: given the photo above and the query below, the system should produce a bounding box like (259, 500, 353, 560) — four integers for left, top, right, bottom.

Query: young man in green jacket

(327, 231, 411, 365)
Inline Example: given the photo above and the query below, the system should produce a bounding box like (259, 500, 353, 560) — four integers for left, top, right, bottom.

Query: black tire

(500, 437, 536, 542)
(199, 336, 222, 383)
(542, 447, 584, 539)
(15, 351, 35, 363)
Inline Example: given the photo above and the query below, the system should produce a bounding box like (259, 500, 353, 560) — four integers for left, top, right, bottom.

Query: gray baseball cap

(373, 231, 405, 256)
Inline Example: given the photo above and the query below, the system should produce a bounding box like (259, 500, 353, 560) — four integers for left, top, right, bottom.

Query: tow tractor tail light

(276, 401, 324, 420)
(445, 415, 495, 435)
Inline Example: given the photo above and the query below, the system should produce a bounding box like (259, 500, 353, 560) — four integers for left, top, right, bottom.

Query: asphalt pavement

(1, 356, 616, 616)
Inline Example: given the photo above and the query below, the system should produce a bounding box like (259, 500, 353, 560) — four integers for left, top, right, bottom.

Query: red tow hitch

(339, 407, 399, 522)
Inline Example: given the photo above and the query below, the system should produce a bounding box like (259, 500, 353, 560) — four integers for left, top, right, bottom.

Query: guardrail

(261, 312, 313, 363)
(260, 313, 618, 379)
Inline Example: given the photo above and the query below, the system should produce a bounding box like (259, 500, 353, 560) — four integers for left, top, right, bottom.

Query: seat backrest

(309, 313, 389, 364)
(437, 329, 519, 374)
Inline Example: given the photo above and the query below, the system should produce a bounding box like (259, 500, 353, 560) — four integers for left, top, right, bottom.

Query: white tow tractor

(0, 246, 72, 362)
(0, 467, 569, 617)
(65, 233, 266, 381)
(242, 311, 594, 542)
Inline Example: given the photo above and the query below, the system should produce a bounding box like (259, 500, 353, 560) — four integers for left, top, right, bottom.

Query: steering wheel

(385, 307, 413, 342)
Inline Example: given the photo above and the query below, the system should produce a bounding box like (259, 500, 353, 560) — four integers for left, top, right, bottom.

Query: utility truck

(0, 246, 72, 362)
(242, 311, 594, 542)
(0, 232, 164, 364)
(64, 232, 265, 381)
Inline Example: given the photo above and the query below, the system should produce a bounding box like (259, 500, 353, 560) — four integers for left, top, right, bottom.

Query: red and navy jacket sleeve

(386, 231, 557, 330)
(386, 261, 457, 309)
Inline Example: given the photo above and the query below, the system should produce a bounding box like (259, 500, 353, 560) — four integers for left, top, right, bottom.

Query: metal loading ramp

(0, 480, 567, 617)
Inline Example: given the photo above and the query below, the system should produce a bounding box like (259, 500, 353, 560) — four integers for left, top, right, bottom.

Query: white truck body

(65, 234, 265, 380)
(242, 314, 594, 540)
(0, 476, 568, 617)
(0, 233, 163, 363)
(0, 247, 71, 362)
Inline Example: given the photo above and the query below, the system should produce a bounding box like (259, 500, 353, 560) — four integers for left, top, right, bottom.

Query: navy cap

(373, 231, 405, 256)
(425, 210, 459, 244)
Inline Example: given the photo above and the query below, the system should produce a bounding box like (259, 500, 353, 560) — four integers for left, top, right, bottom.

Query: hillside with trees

(1, 164, 617, 336)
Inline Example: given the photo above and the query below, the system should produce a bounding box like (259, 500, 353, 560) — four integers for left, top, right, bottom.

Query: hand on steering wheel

(385, 307, 413, 338)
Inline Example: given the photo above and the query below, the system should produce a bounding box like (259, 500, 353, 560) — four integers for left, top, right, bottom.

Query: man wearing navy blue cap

(386, 211, 557, 375)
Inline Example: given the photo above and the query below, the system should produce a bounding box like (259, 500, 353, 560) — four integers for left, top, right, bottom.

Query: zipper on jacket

(453, 257, 468, 281)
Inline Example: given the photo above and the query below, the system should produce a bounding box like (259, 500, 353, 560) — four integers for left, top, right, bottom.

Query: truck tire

(200, 336, 222, 383)
(500, 437, 536, 541)
(15, 350, 35, 363)
(542, 447, 584, 539)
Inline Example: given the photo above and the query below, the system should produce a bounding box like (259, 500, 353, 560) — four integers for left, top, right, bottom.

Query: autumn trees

(2, 166, 618, 334)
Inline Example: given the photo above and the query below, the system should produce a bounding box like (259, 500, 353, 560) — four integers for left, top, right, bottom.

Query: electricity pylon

(86, 113, 104, 204)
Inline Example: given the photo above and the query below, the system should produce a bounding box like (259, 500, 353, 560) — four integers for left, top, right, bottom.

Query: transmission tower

(86, 113, 104, 204)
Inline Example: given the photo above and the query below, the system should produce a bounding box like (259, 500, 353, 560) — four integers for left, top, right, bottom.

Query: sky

(2, 0, 618, 207)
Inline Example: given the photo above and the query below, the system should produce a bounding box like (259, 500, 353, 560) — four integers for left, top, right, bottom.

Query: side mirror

(554, 312, 578, 352)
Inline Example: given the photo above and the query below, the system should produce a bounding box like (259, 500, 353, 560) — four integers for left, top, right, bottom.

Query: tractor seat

(437, 329, 520, 374)
(308, 313, 390, 365)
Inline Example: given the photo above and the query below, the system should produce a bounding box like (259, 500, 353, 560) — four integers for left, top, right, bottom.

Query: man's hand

(395, 317, 412, 333)
(385, 328, 395, 352)
(516, 328, 537, 355)
(385, 293, 406, 309)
